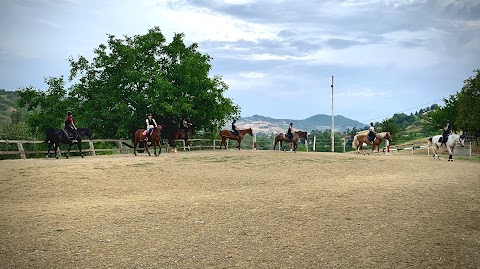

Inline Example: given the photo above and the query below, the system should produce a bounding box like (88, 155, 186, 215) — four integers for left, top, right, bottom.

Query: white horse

(428, 133, 465, 161)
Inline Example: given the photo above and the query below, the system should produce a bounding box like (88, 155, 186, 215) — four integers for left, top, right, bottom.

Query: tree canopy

(18, 27, 239, 138)
(428, 69, 480, 135)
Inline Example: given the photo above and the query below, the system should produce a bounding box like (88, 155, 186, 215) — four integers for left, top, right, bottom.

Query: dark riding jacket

(232, 123, 239, 135)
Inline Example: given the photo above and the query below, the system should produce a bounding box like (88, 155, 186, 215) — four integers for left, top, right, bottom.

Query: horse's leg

(447, 146, 453, 161)
(54, 143, 59, 159)
(434, 144, 439, 160)
(66, 144, 72, 159)
(46, 142, 52, 158)
(78, 141, 84, 158)
(134, 139, 137, 156)
(145, 142, 151, 156)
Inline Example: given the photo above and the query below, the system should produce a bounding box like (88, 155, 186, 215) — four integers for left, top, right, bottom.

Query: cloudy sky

(1, 0, 479, 123)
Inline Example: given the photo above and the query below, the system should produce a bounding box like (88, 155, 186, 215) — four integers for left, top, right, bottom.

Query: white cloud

(239, 72, 267, 78)
(224, 0, 255, 4)
(337, 89, 387, 97)
(146, 0, 277, 42)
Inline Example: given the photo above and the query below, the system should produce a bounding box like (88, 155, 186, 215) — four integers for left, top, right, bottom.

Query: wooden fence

(0, 138, 234, 159)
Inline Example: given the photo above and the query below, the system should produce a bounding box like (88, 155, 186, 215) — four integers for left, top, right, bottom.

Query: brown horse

(133, 126, 163, 156)
(219, 128, 253, 150)
(167, 124, 195, 152)
(273, 131, 308, 152)
(352, 131, 392, 155)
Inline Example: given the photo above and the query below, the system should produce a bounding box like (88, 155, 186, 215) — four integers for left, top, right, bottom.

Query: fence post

(182, 140, 186, 151)
(313, 135, 316, 152)
(117, 141, 124, 154)
(411, 144, 414, 155)
(226, 140, 229, 150)
(253, 133, 256, 150)
(470, 142, 472, 157)
(343, 140, 346, 153)
(213, 139, 215, 150)
(17, 142, 26, 159)
(89, 141, 96, 156)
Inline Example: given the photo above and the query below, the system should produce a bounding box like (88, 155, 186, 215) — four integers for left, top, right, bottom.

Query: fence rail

(0, 138, 232, 159)
(0, 136, 475, 159)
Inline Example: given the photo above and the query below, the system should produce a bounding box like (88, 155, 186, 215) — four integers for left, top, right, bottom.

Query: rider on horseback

(441, 121, 451, 147)
(64, 111, 79, 143)
(286, 123, 293, 141)
(145, 113, 158, 141)
(368, 122, 376, 144)
(232, 120, 239, 137)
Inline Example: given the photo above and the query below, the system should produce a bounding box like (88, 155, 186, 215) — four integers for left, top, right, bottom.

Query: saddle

(230, 131, 238, 137)
(63, 130, 77, 142)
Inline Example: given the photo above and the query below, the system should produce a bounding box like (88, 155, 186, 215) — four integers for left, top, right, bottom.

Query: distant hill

(0, 89, 19, 125)
(237, 114, 366, 134)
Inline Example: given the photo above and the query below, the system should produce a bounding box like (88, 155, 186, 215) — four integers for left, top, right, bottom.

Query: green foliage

(0, 89, 23, 125)
(379, 118, 400, 140)
(427, 69, 480, 135)
(428, 93, 459, 132)
(18, 27, 239, 139)
(457, 69, 480, 134)
(18, 77, 74, 138)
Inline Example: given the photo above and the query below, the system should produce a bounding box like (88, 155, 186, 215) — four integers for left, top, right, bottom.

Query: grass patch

(455, 156, 480, 162)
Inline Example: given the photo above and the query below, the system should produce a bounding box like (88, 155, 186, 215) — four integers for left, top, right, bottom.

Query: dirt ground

(1, 151, 479, 269)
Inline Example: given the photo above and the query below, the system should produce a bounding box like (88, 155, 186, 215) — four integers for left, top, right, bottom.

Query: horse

(273, 131, 308, 152)
(352, 131, 392, 155)
(428, 133, 465, 161)
(219, 128, 253, 150)
(133, 126, 163, 156)
(167, 124, 195, 152)
(45, 127, 93, 159)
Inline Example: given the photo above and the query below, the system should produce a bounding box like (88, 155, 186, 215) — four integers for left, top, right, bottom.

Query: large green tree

(18, 27, 239, 138)
(457, 69, 480, 134)
(379, 118, 400, 140)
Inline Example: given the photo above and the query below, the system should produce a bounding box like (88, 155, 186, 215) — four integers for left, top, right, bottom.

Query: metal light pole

(331, 76, 334, 152)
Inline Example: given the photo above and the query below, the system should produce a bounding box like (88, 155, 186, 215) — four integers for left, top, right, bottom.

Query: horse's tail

(44, 127, 55, 144)
(352, 135, 358, 149)
(122, 142, 134, 148)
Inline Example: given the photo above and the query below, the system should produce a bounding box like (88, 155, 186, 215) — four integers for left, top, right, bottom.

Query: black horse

(45, 128, 93, 159)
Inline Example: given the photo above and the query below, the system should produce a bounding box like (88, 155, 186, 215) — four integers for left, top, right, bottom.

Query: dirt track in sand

(1, 151, 479, 268)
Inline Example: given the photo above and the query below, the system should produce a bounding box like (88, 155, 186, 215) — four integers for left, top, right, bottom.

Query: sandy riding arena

(1, 151, 479, 268)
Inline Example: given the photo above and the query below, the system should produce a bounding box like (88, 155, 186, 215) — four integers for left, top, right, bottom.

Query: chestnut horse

(219, 128, 253, 150)
(133, 126, 163, 156)
(353, 131, 392, 155)
(273, 131, 308, 152)
(167, 124, 195, 152)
